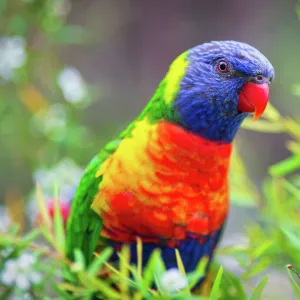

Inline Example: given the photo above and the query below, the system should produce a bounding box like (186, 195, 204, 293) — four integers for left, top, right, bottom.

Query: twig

(286, 264, 300, 279)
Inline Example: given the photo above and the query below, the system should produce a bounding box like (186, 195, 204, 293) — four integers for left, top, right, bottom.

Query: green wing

(65, 139, 121, 265)
(65, 80, 165, 265)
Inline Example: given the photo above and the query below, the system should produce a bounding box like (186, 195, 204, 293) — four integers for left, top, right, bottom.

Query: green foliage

(249, 276, 269, 300)
(1, 1, 300, 299)
(209, 266, 223, 300)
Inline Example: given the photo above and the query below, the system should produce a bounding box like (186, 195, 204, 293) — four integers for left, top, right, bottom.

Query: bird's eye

(255, 75, 264, 82)
(217, 60, 229, 73)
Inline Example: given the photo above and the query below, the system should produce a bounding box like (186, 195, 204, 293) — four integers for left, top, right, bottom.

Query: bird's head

(161, 40, 275, 143)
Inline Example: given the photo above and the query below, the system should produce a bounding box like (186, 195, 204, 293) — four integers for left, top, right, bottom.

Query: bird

(65, 40, 274, 288)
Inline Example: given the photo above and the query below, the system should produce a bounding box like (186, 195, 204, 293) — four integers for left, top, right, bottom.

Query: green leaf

(7, 223, 20, 235)
(53, 185, 65, 254)
(130, 266, 148, 296)
(40, 225, 55, 247)
(219, 268, 247, 300)
(287, 141, 300, 156)
(252, 240, 273, 259)
(244, 257, 271, 278)
(50, 280, 75, 300)
(187, 256, 208, 290)
(36, 184, 52, 229)
(149, 249, 166, 293)
(281, 227, 300, 249)
(72, 249, 86, 272)
(137, 237, 143, 279)
(175, 249, 190, 295)
(269, 155, 300, 177)
(175, 249, 187, 277)
(216, 245, 248, 256)
(22, 228, 41, 244)
(287, 269, 300, 298)
(77, 272, 121, 299)
(284, 179, 300, 199)
(249, 276, 268, 300)
(143, 249, 161, 290)
(209, 266, 223, 300)
(118, 245, 130, 294)
(87, 247, 113, 276)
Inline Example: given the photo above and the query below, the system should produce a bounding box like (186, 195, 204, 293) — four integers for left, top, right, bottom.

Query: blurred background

(1, 0, 300, 297)
(1, 0, 300, 202)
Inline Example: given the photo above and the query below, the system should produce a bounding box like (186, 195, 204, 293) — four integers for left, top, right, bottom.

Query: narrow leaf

(175, 248, 190, 295)
(209, 266, 223, 300)
(77, 273, 121, 299)
(287, 269, 300, 298)
(72, 249, 86, 272)
(22, 228, 41, 244)
(269, 155, 300, 177)
(281, 228, 300, 249)
(175, 248, 187, 277)
(36, 184, 52, 228)
(88, 247, 113, 276)
(252, 240, 273, 259)
(53, 184, 65, 254)
(137, 237, 142, 279)
(249, 276, 268, 300)
(119, 245, 130, 295)
(188, 256, 209, 290)
(143, 249, 161, 289)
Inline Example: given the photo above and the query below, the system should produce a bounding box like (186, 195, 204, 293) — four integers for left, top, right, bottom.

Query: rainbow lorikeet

(66, 40, 274, 285)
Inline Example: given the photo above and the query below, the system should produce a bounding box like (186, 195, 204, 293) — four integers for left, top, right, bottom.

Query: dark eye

(256, 75, 264, 82)
(217, 60, 230, 73)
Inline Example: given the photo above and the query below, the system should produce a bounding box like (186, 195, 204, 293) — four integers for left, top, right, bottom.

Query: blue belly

(109, 227, 223, 287)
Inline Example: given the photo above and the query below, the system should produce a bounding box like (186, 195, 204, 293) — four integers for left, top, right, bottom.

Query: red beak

(237, 82, 269, 121)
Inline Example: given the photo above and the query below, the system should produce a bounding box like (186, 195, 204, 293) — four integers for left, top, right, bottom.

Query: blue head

(170, 41, 275, 143)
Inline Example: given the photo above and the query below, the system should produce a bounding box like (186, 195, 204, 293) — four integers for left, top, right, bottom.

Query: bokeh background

(1, 0, 300, 298)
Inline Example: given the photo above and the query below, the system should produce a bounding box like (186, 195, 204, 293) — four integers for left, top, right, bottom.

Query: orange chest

(92, 120, 232, 242)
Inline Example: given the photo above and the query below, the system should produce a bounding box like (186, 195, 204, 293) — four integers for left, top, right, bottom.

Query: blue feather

(108, 227, 223, 288)
(169, 40, 275, 143)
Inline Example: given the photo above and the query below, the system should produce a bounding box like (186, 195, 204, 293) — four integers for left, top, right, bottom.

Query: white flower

(159, 268, 188, 293)
(0, 205, 12, 232)
(33, 158, 83, 198)
(17, 253, 35, 268)
(57, 67, 87, 104)
(15, 274, 30, 291)
(0, 253, 42, 290)
(34, 158, 83, 198)
(0, 36, 27, 81)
